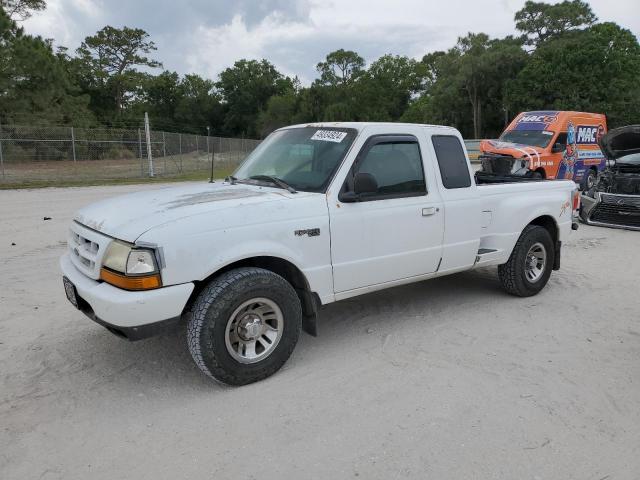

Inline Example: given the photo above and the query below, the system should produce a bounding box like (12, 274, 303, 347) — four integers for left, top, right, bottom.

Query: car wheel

(187, 267, 302, 385)
(580, 169, 597, 191)
(498, 225, 554, 297)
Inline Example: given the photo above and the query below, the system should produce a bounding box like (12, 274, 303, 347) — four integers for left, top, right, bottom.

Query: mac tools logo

(514, 111, 559, 131)
(518, 114, 558, 124)
(575, 125, 601, 144)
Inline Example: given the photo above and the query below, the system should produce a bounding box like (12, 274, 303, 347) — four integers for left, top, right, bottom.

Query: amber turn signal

(100, 268, 162, 291)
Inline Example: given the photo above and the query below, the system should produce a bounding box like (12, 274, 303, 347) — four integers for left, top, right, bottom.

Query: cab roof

(283, 121, 459, 133)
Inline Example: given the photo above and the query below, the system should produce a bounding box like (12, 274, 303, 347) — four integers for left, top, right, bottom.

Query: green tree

(217, 59, 293, 137)
(143, 71, 181, 123)
(174, 74, 223, 134)
(402, 35, 526, 138)
(515, 0, 596, 46)
(507, 22, 640, 128)
(75, 26, 161, 117)
(257, 93, 298, 137)
(356, 55, 426, 121)
(0, 7, 93, 125)
(316, 49, 365, 87)
(0, 0, 45, 21)
(401, 50, 473, 134)
(311, 49, 366, 122)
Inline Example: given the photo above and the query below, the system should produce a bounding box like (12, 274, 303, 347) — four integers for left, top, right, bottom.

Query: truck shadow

(60, 267, 503, 394)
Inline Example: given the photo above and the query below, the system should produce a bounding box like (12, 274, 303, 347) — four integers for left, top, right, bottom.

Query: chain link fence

(0, 122, 483, 188)
(0, 123, 261, 186)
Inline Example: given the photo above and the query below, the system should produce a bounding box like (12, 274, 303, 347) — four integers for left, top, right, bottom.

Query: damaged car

(580, 125, 640, 230)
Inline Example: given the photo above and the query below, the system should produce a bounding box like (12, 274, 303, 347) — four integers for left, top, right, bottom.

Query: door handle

(422, 207, 439, 216)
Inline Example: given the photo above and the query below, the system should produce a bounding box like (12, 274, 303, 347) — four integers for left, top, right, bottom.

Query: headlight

(100, 240, 162, 290)
(126, 250, 157, 274)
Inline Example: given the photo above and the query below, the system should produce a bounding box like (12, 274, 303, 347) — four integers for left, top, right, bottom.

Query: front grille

(600, 194, 640, 208)
(68, 222, 112, 279)
(69, 231, 99, 269)
(590, 195, 640, 228)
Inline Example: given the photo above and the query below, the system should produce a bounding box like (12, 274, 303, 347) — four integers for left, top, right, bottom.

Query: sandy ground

(1, 183, 639, 480)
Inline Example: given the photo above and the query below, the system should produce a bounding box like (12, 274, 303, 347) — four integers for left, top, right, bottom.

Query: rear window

(431, 135, 472, 189)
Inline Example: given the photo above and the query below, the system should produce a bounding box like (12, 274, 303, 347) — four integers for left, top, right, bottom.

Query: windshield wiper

(247, 175, 297, 193)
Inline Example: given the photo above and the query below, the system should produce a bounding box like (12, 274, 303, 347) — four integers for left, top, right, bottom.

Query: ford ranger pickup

(60, 122, 580, 385)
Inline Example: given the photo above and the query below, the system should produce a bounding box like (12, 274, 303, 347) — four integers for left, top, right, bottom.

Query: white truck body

(60, 122, 578, 378)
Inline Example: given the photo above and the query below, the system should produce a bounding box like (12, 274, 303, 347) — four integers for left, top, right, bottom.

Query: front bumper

(60, 253, 195, 340)
(580, 192, 640, 231)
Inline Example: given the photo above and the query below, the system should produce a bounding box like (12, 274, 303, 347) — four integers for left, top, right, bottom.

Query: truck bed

(475, 171, 545, 185)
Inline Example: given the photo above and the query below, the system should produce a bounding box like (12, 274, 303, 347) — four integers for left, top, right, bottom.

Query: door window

(348, 136, 426, 200)
(554, 133, 568, 152)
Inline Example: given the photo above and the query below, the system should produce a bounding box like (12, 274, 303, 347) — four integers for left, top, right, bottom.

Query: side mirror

(552, 143, 565, 153)
(340, 172, 379, 203)
(354, 172, 378, 194)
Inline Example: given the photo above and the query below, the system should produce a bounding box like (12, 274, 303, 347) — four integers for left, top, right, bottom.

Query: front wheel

(498, 225, 554, 297)
(187, 267, 302, 385)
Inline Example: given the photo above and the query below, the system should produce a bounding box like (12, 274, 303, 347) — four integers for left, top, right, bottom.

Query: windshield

(233, 127, 357, 192)
(499, 130, 554, 148)
(617, 152, 640, 165)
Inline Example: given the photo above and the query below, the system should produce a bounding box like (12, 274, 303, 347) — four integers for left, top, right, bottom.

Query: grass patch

(0, 167, 235, 190)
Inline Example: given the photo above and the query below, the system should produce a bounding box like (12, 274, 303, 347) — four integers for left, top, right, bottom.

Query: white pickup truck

(61, 122, 580, 385)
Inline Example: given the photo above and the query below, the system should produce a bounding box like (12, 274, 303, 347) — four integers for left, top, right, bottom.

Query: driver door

(328, 133, 444, 293)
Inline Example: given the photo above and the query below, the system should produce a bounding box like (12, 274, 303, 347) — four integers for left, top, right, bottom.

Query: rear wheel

(187, 267, 302, 385)
(580, 168, 597, 191)
(498, 225, 554, 297)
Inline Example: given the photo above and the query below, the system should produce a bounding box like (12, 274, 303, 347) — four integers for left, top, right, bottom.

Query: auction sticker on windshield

(311, 130, 347, 143)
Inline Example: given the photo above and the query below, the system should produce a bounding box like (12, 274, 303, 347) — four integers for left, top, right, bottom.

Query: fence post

(162, 131, 167, 175)
(207, 127, 213, 182)
(0, 120, 4, 180)
(70, 126, 77, 162)
(179, 133, 183, 173)
(138, 128, 143, 177)
(144, 112, 154, 178)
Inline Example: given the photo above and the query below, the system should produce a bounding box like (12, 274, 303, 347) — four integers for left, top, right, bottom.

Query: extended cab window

(431, 135, 472, 189)
(348, 136, 426, 199)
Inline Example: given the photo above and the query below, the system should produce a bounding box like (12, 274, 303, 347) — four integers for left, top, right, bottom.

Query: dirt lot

(1, 184, 639, 480)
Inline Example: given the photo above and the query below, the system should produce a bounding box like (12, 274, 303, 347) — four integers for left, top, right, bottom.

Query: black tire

(498, 225, 554, 297)
(187, 267, 302, 385)
(580, 168, 597, 191)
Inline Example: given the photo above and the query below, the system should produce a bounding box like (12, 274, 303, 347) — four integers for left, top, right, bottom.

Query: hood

(599, 125, 640, 160)
(480, 139, 545, 160)
(73, 182, 304, 242)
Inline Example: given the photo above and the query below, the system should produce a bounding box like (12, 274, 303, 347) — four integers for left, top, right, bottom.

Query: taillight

(572, 189, 581, 212)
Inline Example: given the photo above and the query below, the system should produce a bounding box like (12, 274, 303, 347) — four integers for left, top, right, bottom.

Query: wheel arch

(188, 255, 320, 336)
(528, 214, 558, 242)
(526, 214, 560, 270)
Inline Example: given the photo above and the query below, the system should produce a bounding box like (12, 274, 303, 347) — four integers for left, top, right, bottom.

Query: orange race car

(479, 111, 607, 190)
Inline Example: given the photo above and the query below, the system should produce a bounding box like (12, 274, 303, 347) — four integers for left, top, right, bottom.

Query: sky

(22, 0, 640, 84)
